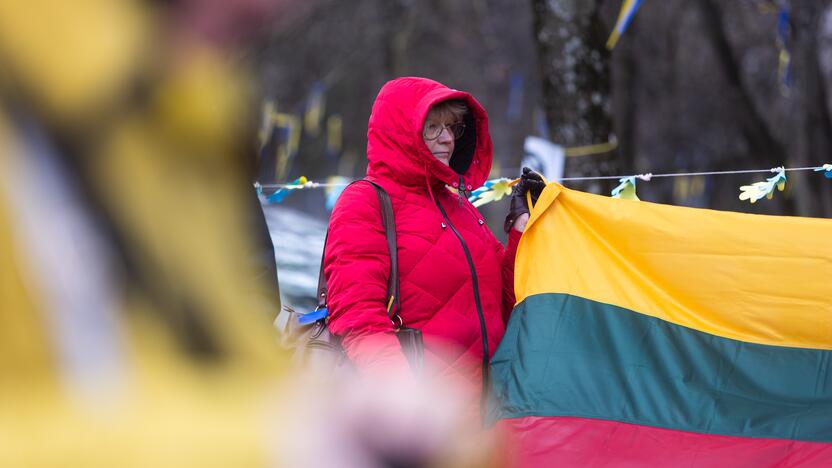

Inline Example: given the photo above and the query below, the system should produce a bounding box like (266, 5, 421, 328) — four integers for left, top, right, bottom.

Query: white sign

(522, 136, 565, 182)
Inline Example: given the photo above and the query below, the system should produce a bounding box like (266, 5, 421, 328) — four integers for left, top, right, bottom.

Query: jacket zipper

(434, 197, 490, 417)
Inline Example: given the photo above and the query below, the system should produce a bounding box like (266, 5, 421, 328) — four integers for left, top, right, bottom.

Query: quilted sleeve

(324, 183, 411, 377)
(499, 228, 522, 324)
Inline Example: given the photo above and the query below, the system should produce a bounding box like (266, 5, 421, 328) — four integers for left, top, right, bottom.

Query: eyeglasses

(423, 122, 466, 141)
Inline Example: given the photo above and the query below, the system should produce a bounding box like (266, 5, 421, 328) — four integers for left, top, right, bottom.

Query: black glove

(504, 167, 546, 233)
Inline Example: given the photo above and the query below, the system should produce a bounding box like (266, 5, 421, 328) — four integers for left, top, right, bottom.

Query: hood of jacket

(366, 77, 493, 191)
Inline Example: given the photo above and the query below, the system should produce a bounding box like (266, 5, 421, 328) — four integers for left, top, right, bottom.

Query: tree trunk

(698, 0, 787, 166)
(791, 2, 832, 217)
(531, 0, 618, 193)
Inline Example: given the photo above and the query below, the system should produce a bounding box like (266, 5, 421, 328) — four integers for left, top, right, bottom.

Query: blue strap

(297, 308, 328, 325)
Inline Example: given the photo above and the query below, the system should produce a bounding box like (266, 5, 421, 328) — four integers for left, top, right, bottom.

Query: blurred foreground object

(0, 1, 492, 466)
(0, 0, 285, 465)
(274, 370, 505, 468)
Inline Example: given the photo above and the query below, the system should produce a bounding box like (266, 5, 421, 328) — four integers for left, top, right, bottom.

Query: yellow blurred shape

(0, 0, 150, 123)
(0, 122, 56, 386)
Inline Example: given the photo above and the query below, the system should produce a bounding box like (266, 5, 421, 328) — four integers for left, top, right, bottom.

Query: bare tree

(789, 1, 832, 217)
(698, 0, 787, 166)
(531, 0, 618, 193)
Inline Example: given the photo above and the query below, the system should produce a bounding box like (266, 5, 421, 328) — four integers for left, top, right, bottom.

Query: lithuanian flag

(490, 183, 832, 467)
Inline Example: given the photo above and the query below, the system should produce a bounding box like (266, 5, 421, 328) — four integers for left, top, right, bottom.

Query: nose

(437, 125, 454, 143)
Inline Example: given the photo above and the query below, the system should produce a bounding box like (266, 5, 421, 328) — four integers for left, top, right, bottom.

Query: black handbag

(283, 180, 423, 374)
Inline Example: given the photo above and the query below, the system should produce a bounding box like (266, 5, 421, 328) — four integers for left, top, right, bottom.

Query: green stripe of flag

(489, 293, 832, 442)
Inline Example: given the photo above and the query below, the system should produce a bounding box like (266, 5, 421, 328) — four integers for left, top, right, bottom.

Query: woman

(324, 77, 542, 414)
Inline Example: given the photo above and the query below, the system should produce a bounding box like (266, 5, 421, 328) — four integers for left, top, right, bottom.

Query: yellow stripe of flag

(516, 183, 832, 350)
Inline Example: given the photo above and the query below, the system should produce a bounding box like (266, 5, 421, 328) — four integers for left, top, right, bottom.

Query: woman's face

(422, 110, 458, 166)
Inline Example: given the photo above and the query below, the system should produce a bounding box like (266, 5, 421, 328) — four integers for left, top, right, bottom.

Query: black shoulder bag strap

(316, 179, 401, 325)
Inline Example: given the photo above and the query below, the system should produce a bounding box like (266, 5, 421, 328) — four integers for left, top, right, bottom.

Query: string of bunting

(775, 4, 792, 93)
(739, 168, 787, 203)
(608, 165, 832, 202)
(606, 0, 643, 50)
(256, 164, 832, 208)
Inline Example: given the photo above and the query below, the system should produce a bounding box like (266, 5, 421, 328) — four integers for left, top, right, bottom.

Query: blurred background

(254, 0, 832, 310)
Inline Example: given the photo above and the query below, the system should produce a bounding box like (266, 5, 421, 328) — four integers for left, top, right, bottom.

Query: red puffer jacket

(324, 77, 520, 403)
